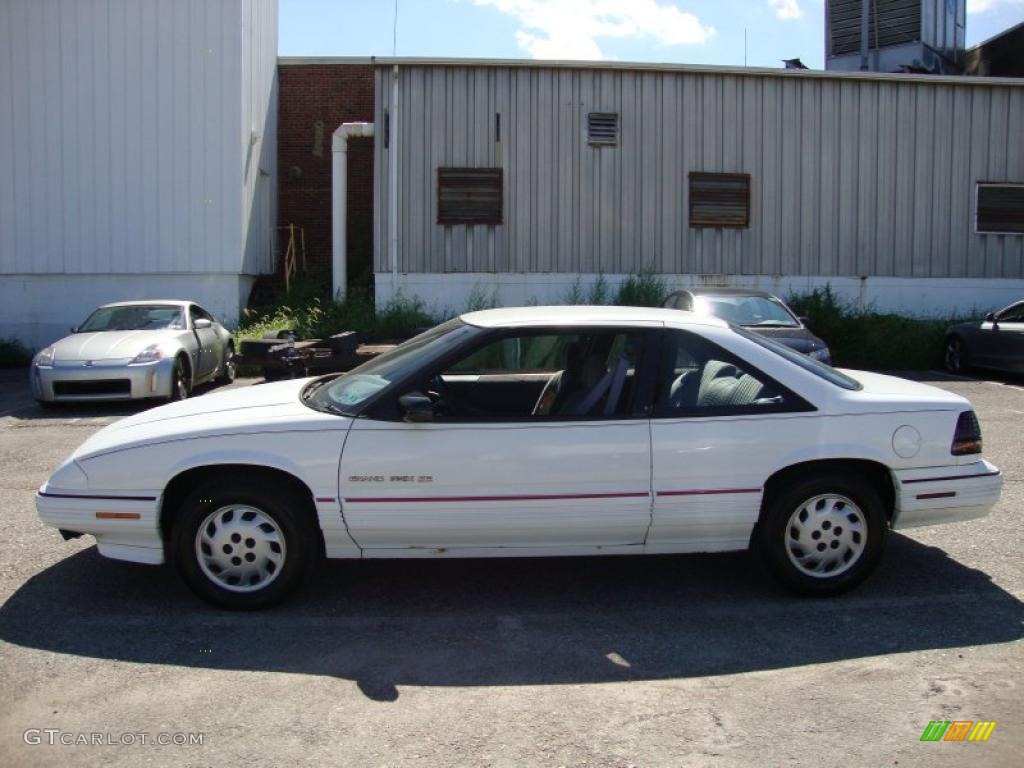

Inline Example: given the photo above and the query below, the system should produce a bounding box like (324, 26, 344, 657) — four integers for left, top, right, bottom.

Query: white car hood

(70, 378, 350, 460)
(53, 331, 171, 361)
(838, 369, 970, 410)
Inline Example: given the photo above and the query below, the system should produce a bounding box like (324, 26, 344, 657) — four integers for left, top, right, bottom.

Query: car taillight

(951, 411, 982, 455)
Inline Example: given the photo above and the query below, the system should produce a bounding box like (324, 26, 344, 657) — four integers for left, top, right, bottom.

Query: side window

(997, 303, 1024, 323)
(656, 331, 792, 416)
(188, 306, 202, 327)
(418, 329, 645, 420)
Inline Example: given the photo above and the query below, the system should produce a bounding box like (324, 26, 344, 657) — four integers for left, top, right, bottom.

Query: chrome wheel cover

(195, 505, 286, 593)
(174, 366, 188, 400)
(223, 349, 236, 381)
(785, 494, 867, 578)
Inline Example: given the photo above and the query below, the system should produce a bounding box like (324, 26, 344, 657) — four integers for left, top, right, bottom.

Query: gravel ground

(0, 368, 1021, 767)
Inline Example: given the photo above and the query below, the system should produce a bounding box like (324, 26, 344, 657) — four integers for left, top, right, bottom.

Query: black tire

(215, 344, 236, 385)
(944, 335, 969, 375)
(171, 476, 320, 609)
(170, 357, 191, 401)
(758, 472, 887, 596)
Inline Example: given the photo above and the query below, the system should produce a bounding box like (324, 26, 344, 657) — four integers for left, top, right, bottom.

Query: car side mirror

(797, 316, 811, 327)
(984, 312, 996, 323)
(69, 326, 78, 334)
(193, 318, 212, 330)
(399, 392, 434, 423)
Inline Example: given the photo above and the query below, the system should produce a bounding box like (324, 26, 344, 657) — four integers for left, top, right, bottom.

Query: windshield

(736, 327, 861, 391)
(78, 305, 186, 332)
(693, 295, 800, 328)
(304, 318, 478, 414)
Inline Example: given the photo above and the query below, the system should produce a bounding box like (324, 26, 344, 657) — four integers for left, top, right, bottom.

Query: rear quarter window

(736, 328, 861, 391)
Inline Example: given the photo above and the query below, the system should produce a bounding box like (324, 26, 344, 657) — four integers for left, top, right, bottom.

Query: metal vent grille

(689, 172, 751, 229)
(828, 0, 921, 56)
(977, 183, 1024, 234)
(437, 168, 503, 225)
(587, 112, 619, 146)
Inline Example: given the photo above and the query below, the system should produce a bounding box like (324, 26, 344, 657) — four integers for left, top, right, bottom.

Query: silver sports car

(30, 301, 236, 404)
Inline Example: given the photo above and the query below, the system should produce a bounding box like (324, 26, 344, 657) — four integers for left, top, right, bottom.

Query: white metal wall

(240, 0, 278, 276)
(375, 63, 1024, 281)
(0, 0, 277, 278)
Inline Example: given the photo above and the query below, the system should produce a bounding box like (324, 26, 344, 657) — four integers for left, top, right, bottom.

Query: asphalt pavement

(0, 368, 1021, 767)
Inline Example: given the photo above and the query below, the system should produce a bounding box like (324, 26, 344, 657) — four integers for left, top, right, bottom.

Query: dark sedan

(945, 300, 1024, 375)
(663, 288, 832, 364)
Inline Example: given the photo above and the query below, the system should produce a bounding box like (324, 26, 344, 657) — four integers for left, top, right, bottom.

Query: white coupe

(36, 306, 1003, 608)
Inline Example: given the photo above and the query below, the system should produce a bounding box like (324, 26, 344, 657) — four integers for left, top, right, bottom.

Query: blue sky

(280, 0, 1024, 69)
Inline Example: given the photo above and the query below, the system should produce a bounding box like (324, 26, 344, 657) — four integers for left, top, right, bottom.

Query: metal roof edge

(277, 54, 1024, 87)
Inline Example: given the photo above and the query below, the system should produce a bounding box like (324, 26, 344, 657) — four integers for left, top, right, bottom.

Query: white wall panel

(376, 63, 1024, 280)
(0, 0, 277, 279)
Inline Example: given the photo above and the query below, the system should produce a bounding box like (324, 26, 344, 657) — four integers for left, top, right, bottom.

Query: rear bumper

(35, 485, 165, 564)
(892, 459, 1002, 530)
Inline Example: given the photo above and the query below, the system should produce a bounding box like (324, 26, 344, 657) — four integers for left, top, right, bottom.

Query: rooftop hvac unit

(825, 0, 966, 74)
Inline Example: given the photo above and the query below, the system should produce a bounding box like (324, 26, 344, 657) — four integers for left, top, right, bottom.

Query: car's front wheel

(170, 358, 190, 401)
(759, 473, 887, 596)
(171, 477, 320, 609)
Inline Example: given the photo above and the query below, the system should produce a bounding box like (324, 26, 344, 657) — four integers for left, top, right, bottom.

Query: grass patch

(235, 279, 439, 349)
(0, 338, 32, 368)
(615, 270, 669, 307)
(786, 285, 962, 371)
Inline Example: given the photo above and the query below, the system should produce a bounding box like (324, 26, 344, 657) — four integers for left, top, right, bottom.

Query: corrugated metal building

(370, 58, 1024, 315)
(0, 0, 278, 349)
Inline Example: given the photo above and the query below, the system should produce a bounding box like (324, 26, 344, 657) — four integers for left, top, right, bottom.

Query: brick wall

(276, 63, 375, 293)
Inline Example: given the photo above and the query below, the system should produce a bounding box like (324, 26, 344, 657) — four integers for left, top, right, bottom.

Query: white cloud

(967, 0, 1024, 13)
(469, 0, 715, 60)
(769, 0, 802, 20)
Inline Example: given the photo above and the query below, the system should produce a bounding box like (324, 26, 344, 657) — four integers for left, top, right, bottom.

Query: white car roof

(460, 304, 729, 329)
(99, 300, 191, 308)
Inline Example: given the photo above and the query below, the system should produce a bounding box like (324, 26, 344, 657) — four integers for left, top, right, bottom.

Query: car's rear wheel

(170, 358, 190, 401)
(944, 336, 969, 374)
(759, 473, 887, 596)
(171, 477, 319, 609)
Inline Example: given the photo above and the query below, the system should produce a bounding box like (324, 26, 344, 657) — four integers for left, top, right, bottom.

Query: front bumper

(892, 459, 1002, 530)
(30, 358, 175, 402)
(35, 484, 165, 564)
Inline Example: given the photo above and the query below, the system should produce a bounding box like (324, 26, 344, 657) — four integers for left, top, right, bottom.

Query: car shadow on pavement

(0, 534, 1020, 702)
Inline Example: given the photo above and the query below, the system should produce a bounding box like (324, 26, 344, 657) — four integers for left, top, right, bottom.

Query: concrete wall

(375, 271, 1024, 321)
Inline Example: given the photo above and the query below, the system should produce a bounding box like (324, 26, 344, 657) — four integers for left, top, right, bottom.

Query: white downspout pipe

(389, 64, 400, 300)
(331, 122, 374, 302)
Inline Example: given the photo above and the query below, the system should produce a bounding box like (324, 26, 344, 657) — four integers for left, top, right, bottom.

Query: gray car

(945, 300, 1024, 376)
(663, 288, 832, 364)
(30, 300, 235, 404)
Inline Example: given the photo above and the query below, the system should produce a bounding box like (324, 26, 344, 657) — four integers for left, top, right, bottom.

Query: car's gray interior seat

(669, 360, 766, 409)
(696, 360, 765, 407)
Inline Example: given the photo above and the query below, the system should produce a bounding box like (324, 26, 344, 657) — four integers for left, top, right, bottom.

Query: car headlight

(34, 346, 55, 367)
(809, 347, 832, 363)
(130, 344, 164, 364)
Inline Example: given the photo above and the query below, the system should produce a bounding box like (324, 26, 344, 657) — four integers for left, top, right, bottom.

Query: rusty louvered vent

(977, 183, 1024, 234)
(689, 172, 751, 229)
(437, 168, 503, 225)
(587, 112, 619, 146)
